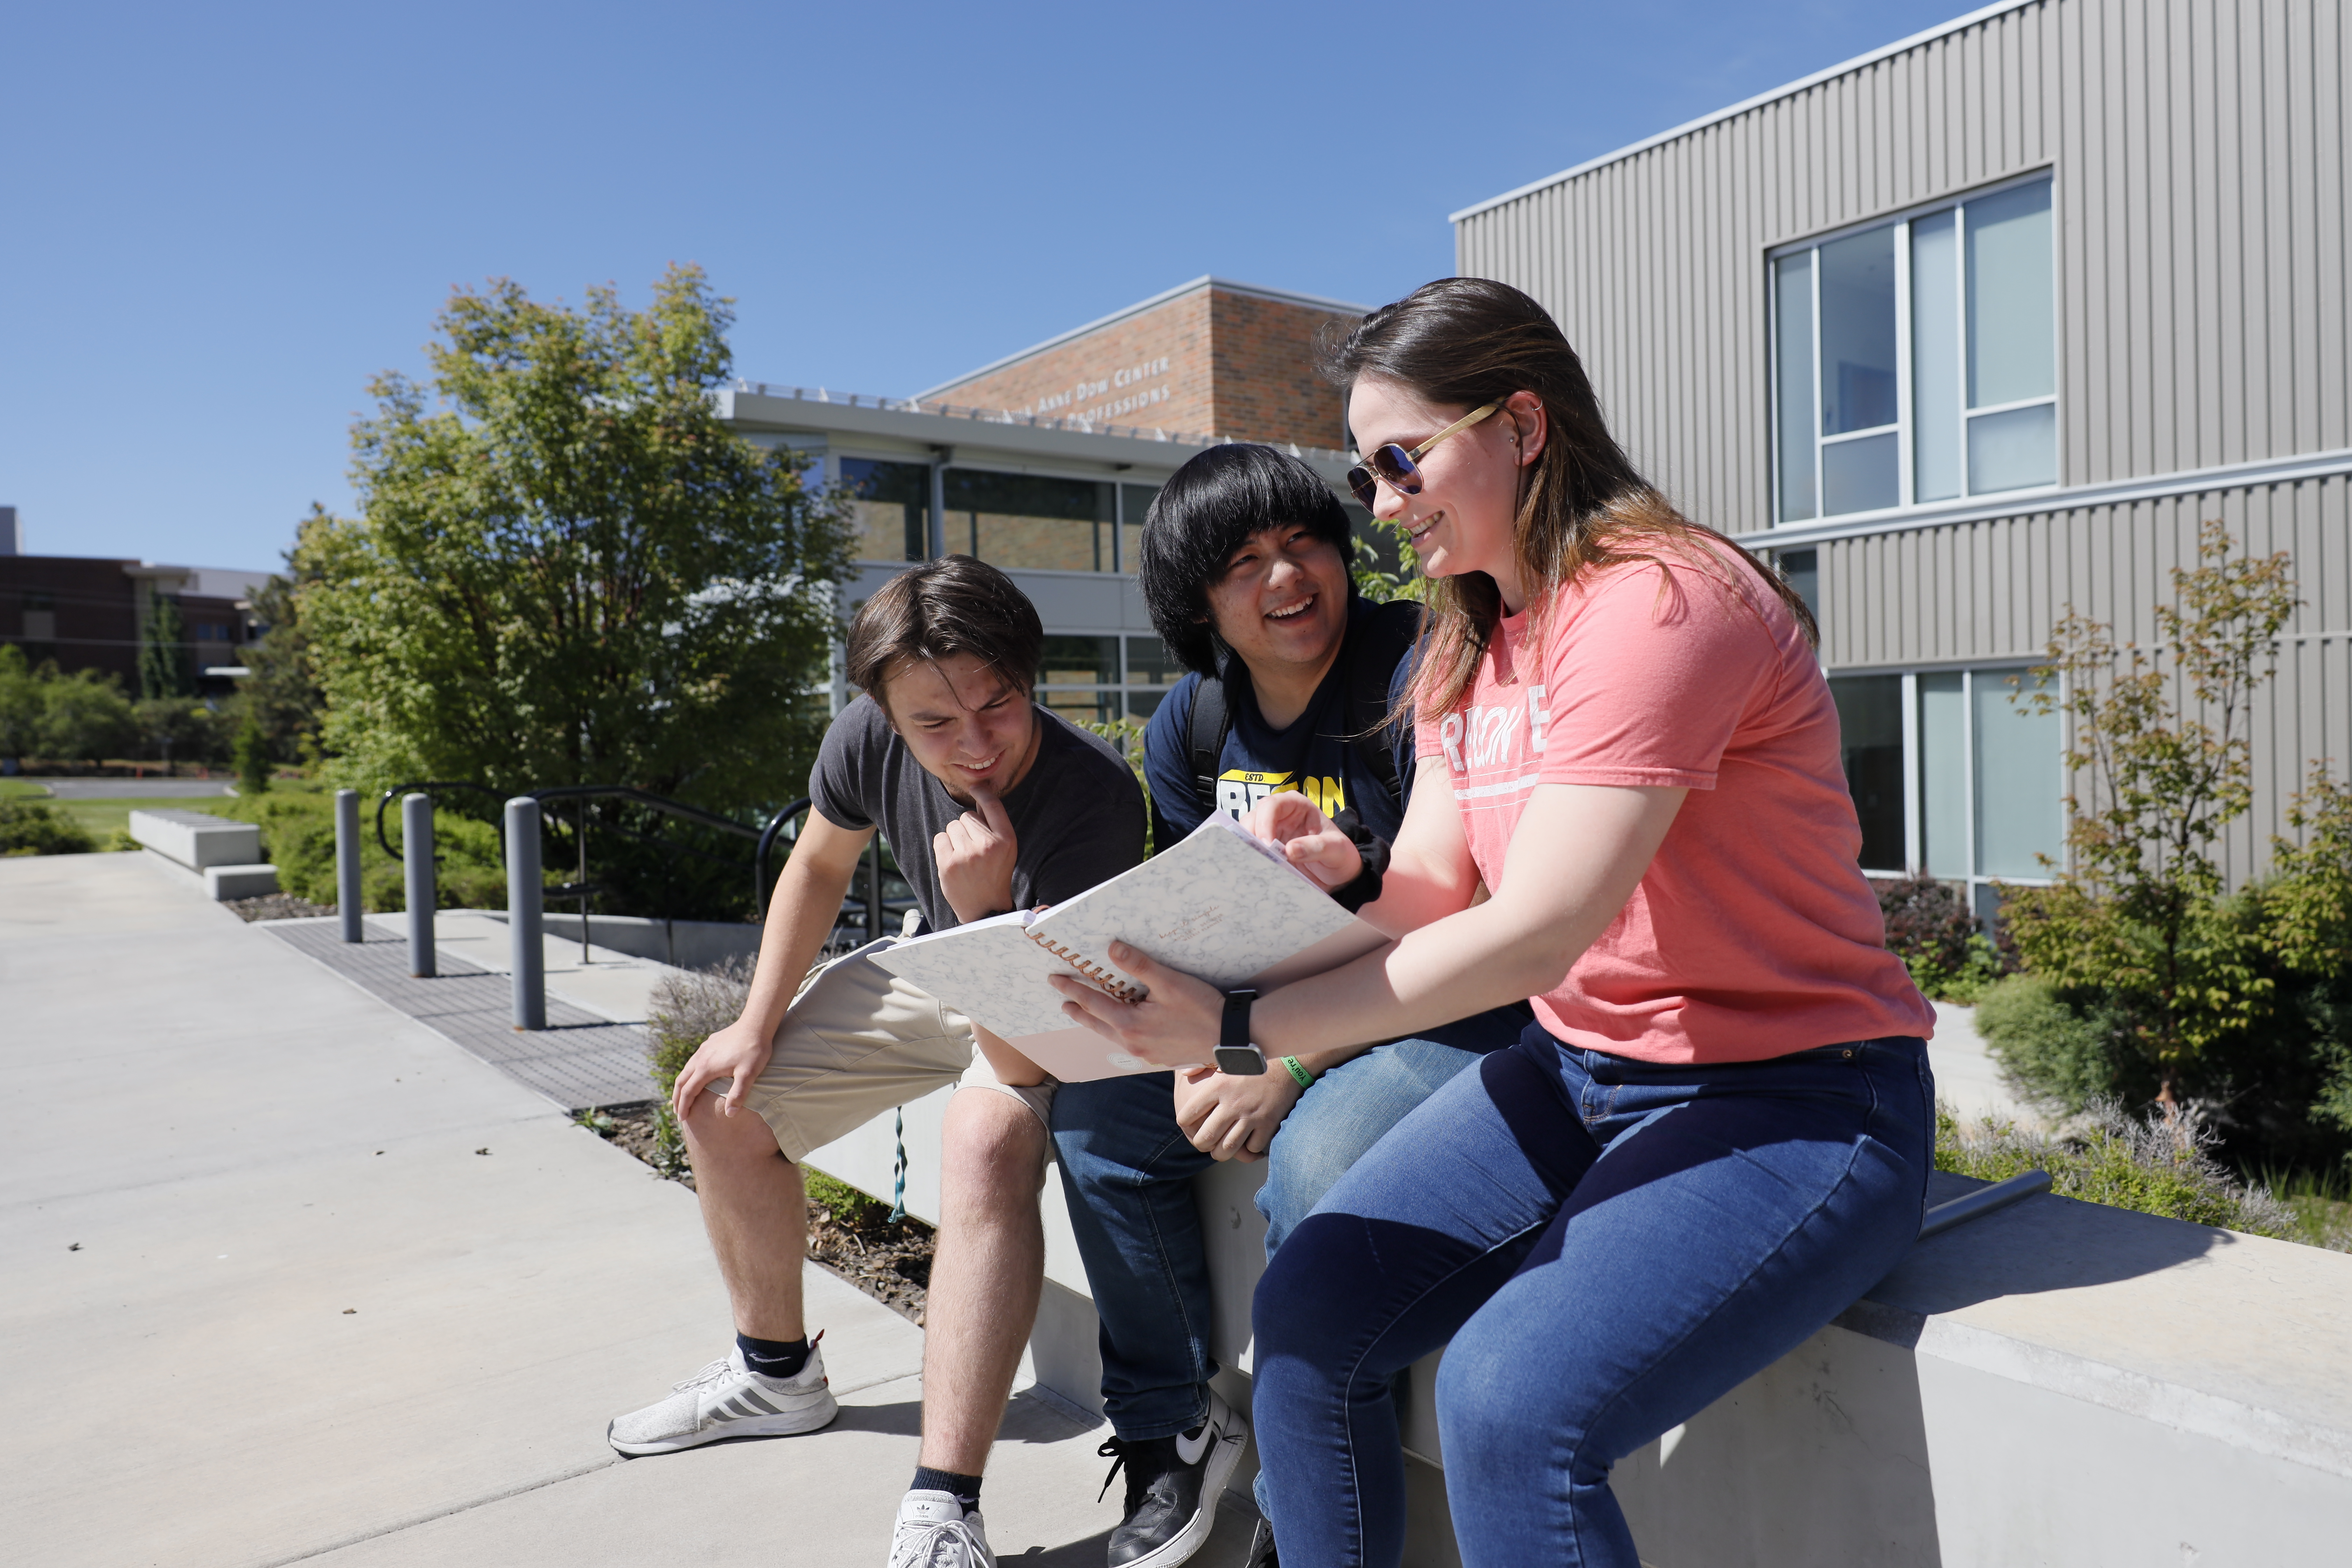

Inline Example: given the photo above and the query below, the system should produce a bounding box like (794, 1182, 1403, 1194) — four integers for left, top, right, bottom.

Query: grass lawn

(0, 779, 53, 799)
(50, 794, 245, 846)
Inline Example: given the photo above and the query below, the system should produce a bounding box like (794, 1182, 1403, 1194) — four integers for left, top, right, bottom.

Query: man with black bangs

(1048, 444, 1530, 1568)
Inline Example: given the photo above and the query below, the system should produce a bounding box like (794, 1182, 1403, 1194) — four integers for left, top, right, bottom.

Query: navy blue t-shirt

(1143, 597, 1418, 847)
(1142, 598, 1530, 1055)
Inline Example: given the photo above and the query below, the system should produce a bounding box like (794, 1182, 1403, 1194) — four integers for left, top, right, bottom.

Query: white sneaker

(889, 1491, 994, 1567)
(606, 1340, 837, 1455)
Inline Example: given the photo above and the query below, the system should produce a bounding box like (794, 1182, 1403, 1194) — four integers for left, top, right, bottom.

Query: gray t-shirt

(808, 695, 1147, 933)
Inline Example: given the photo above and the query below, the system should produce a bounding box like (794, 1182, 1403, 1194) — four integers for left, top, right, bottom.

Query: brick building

(917, 277, 1367, 453)
(0, 550, 268, 694)
(720, 275, 1373, 724)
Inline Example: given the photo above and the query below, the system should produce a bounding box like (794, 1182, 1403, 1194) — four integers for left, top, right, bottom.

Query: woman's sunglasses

(1345, 402, 1503, 509)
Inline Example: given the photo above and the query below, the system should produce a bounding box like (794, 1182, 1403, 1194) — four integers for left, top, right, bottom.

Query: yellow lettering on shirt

(1214, 770, 1348, 822)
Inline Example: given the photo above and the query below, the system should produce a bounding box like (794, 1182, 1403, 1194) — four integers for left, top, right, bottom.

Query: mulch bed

(581, 1104, 936, 1326)
(227, 893, 338, 922)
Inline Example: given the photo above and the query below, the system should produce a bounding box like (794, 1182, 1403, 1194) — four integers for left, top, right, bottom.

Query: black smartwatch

(1216, 988, 1267, 1075)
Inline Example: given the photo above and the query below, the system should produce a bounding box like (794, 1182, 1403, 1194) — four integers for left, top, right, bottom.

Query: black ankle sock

(735, 1331, 811, 1380)
(911, 1466, 983, 1511)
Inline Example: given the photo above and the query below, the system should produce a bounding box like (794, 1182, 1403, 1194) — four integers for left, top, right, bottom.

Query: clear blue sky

(0, 0, 1972, 571)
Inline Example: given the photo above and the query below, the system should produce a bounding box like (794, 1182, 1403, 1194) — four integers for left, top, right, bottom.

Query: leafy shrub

(1936, 1100, 2295, 1238)
(0, 798, 98, 856)
(214, 786, 507, 912)
(644, 957, 756, 1177)
(1875, 873, 2012, 1001)
(1974, 973, 2150, 1111)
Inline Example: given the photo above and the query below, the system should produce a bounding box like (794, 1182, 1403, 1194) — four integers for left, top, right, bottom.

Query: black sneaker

(1096, 1390, 1249, 1568)
(1241, 1517, 1278, 1568)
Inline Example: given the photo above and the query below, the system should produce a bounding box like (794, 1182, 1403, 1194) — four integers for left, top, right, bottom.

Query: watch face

(1215, 1045, 1268, 1076)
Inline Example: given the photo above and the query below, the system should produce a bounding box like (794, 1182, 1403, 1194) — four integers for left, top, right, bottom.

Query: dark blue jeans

(1050, 1007, 1527, 1441)
(1251, 1028, 1935, 1568)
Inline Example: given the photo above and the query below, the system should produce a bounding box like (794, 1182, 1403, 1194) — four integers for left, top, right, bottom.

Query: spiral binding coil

(1027, 932, 1147, 1004)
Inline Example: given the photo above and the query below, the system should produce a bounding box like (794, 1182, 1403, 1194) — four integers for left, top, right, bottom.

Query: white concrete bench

(810, 1095, 2352, 1567)
(127, 808, 279, 900)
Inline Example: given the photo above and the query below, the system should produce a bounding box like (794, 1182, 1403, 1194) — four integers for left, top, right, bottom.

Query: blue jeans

(1251, 1028, 1935, 1568)
(1049, 1008, 1527, 1441)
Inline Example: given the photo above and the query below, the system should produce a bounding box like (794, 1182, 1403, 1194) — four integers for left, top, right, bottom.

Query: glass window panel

(1120, 484, 1161, 575)
(1038, 687, 1121, 726)
(1830, 675, 1905, 871)
(1822, 430, 1899, 516)
(1040, 635, 1118, 686)
(1967, 402, 2058, 493)
(839, 458, 932, 562)
(1773, 252, 1816, 522)
(944, 470, 1116, 572)
(1910, 210, 1963, 503)
(1819, 226, 1898, 435)
(1775, 548, 1819, 622)
(1123, 636, 1183, 686)
(1965, 179, 2055, 408)
(1125, 690, 1168, 720)
(1974, 668, 2062, 878)
(1918, 672, 1967, 878)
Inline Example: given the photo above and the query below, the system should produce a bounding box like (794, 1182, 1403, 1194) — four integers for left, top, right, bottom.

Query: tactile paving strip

(265, 920, 662, 1111)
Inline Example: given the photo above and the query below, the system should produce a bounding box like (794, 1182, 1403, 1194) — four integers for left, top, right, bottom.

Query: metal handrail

(374, 781, 513, 856)
(754, 798, 812, 917)
(1918, 1168, 2053, 1240)
(372, 780, 891, 939)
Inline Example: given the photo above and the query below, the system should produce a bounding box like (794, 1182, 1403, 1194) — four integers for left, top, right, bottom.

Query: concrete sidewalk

(1, 853, 1242, 1567)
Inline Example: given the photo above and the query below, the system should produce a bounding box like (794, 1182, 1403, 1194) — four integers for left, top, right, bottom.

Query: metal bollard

(402, 792, 436, 978)
(334, 789, 364, 943)
(505, 796, 545, 1030)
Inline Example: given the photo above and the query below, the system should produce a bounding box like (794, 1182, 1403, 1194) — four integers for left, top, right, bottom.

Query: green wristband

(1281, 1055, 1317, 1088)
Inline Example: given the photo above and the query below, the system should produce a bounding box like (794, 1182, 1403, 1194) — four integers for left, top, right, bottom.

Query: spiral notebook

(866, 814, 1386, 1080)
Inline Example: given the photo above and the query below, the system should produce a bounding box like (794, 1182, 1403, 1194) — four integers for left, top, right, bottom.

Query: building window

(945, 470, 1117, 572)
(1036, 632, 1184, 722)
(20, 591, 57, 645)
(1774, 547, 1819, 621)
(841, 458, 934, 562)
(1120, 483, 1161, 575)
(1826, 664, 2064, 920)
(1772, 174, 2056, 523)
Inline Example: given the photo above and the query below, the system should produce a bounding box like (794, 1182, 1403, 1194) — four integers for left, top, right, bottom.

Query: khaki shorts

(731, 939, 1057, 1163)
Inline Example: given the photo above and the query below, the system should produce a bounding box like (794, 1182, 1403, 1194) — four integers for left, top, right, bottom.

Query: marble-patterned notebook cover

(867, 814, 1384, 1078)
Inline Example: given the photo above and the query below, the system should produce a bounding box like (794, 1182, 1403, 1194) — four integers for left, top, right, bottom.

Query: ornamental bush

(0, 798, 98, 856)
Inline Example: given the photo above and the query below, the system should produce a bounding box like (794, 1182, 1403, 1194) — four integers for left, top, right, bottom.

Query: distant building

(0, 551, 272, 694)
(1449, 0, 2350, 907)
(721, 276, 1376, 725)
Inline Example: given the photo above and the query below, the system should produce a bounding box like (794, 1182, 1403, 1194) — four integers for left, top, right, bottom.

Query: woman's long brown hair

(1324, 278, 1816, 722)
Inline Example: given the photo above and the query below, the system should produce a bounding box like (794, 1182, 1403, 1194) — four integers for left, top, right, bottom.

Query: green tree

(303, 264, 851, 913)
(40, 669, 139, 766)
(135, 696, 225, 773)
(233, 710, 271, 794)
(228, 517, 330, 768)
(0, 646, 43, 767)
(2005, 522, 2299, 1112)
(139, 593, 192, 700)
(1351, 517, 1427, 605)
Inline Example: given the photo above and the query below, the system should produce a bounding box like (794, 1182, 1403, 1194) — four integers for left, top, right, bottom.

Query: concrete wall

(812, 1102, 2352, 1568)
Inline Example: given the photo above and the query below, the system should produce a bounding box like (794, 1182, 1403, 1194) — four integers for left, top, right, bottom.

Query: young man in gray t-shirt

(606, 558, 1164, 1565)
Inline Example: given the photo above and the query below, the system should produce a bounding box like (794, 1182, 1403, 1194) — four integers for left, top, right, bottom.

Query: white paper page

(864, 910, 1085, 1041)
(1031, 814, 1365, 998)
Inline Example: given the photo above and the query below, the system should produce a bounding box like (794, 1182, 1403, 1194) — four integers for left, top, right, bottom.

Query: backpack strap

(1186, 673, 1232, 818)
(1343, 599, 1423, 805)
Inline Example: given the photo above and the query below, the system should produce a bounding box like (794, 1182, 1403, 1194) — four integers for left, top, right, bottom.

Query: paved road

(1, 852, 1225, 1567)
(19, 776, 240, 798)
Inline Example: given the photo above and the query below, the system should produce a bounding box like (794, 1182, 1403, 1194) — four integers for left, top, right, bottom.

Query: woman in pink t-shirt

(1049, 278, 1936, 1568)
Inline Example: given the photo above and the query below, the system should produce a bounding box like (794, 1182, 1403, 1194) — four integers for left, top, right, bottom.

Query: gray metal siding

(1817, 472, 2352, 882)
(1456, 0, 2351, 883)
(1456, 0, 2350, 537)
